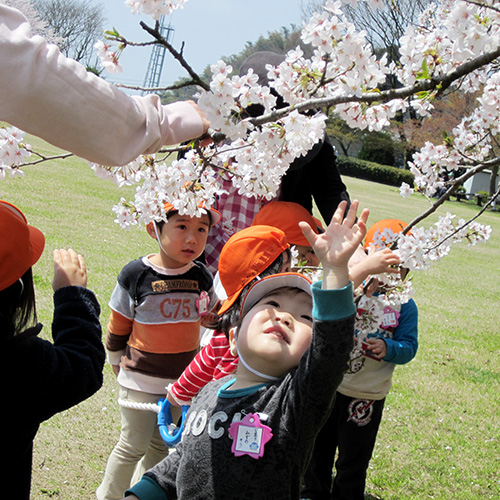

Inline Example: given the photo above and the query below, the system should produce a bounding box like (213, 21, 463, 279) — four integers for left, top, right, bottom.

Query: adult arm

(0, 5, 208, 166)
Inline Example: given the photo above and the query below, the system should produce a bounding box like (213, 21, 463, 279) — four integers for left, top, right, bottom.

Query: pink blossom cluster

(125, 0, 186, 20)
(0, 126, 30, 180)
(94, 40, 123, 74)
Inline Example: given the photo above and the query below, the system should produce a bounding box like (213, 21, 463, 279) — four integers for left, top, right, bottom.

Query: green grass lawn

(1, 138, 499, 499)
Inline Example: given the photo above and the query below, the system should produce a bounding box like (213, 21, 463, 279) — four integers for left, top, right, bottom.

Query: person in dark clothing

(0, 200, 105, 500)
(239, 51, 351, 225)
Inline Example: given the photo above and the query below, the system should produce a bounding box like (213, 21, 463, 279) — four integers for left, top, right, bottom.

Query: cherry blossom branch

(247, 46, 500, 128)
(425, 183, 500, 251)
(22, 150, 74, 166)
(402, 157, 500, 235)
(463, 0, 500, 14)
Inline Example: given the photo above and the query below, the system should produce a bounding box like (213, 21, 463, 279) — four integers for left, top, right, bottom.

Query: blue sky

(99, 0, 306, 94)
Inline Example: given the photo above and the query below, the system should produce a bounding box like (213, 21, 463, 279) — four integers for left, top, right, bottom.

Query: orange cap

(251, 201, 318, 246)
(164, 201, 221, 226)
(364, 219, 408, 250)
(0, 200, 45, 291)
(217, 225, 289, 314)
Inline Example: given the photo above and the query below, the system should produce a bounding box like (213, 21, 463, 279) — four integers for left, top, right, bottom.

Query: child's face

(295, 245, 320, 267)
(233, 287, 313, 379)
(151, 213, 210, 268)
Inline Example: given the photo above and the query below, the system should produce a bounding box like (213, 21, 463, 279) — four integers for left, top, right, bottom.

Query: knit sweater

(127, 281, 355, 500)
(106, 257, 216, 394)
(2, 286, 104, 500)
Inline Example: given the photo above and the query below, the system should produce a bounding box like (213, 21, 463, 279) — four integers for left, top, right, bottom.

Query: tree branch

(247, 46, 500, 127)
(139, 21, 210, 91)
(402, 156, 500, 235)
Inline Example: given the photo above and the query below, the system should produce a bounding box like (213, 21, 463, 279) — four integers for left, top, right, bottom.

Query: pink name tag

(381, 306, 400, 329)
(228, 413, 273, 459)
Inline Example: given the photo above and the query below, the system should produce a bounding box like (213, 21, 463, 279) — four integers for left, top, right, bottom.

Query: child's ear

(229, 328, 238, 356)
(146, 222, 157, 239)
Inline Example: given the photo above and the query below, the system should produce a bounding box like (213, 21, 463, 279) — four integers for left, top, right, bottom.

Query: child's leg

(331, 394, 385, 500)
(96, 387, 168, 500)
(301, 396, 341, 499)
(131, 405, 182, 481)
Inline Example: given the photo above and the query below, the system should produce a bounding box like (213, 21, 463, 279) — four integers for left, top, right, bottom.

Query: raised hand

(299, 200, 369, 290)
(52, 248, 88, 291)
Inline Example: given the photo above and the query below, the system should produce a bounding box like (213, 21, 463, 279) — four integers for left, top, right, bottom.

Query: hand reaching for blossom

(350, 247, 401, 290)
(299, 200, 370, 290)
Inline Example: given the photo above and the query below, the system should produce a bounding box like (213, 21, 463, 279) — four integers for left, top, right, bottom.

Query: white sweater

(0, 4, 204, 166)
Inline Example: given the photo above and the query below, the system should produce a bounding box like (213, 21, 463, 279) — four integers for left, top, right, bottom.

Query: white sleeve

(0, 4, 204, 166)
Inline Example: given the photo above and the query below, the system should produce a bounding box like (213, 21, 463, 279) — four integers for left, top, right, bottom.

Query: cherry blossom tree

(2, 0, 499, 332)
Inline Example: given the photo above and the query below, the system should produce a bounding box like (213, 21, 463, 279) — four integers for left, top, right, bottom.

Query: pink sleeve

(0, 5, 204, 166)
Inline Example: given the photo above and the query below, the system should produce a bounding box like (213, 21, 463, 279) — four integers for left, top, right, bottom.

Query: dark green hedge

(337, 155, 414, 187)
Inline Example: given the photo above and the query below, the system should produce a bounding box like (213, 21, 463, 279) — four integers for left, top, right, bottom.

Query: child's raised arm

(299, 200, 369, 290)
(350, 247, 401, 290)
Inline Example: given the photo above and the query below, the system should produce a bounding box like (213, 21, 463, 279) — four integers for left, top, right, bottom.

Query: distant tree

(301, 0, 431, 64)
(326, 116, 365, 157)
(34, 0, 106, 69)
(358, 131, 396, 167)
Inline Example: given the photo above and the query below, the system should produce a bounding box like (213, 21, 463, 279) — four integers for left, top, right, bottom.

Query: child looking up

(301, 219, 418, 500)
(1, 200, 104, 500)
(97, 202, 221, 500)
(167, 224, 291, 406)
(122, 200, 369, 500)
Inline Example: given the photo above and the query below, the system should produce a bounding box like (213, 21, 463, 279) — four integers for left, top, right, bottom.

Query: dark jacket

(2, 286, 104, 499)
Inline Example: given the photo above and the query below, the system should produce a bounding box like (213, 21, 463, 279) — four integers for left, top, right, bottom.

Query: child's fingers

(328, 200, 349, 226)
(342, 200, 359, 227)
(355, 208, 370, 233)
(299, 221, 317, 247)
(77, 253, 86, 274)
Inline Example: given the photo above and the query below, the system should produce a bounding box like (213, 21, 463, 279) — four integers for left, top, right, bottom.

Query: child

(0, 200, 104, 500)
(97, 202, 221, 500)
(301, 219, 419, 500)
(169, 207, 399, 407)
(167, 224, 291, 405)
(121, 199, 369, 500)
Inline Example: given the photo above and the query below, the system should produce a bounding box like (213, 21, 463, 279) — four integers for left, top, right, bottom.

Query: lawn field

(1, 138, 499, 499)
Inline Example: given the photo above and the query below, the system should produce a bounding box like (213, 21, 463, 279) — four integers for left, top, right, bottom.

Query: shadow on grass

(366, 493, 385, 500)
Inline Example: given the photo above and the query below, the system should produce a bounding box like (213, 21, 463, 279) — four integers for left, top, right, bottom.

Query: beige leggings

(96, 386, 181, 500)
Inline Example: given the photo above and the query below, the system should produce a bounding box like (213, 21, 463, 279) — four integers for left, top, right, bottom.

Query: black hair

(155, 209, 213, 232)
(0, 268, 37, 339)
(216, 249, 291, 337)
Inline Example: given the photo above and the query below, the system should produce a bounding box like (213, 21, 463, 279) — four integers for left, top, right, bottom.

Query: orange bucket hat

(251, 201, 318, 246)
(364, 219, 408, 250)
(163, 200, 221, 226)
(0, 200, 45, 291)
(217, 225, 289, 314)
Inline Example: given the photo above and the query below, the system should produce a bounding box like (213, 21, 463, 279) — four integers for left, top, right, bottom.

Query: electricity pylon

(142, 16, 174, 94)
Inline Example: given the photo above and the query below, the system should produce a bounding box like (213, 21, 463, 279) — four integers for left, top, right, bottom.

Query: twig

(139, 21, 210, 91)
(21, 151, 74, 166)
(401, 156, 500, 235)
